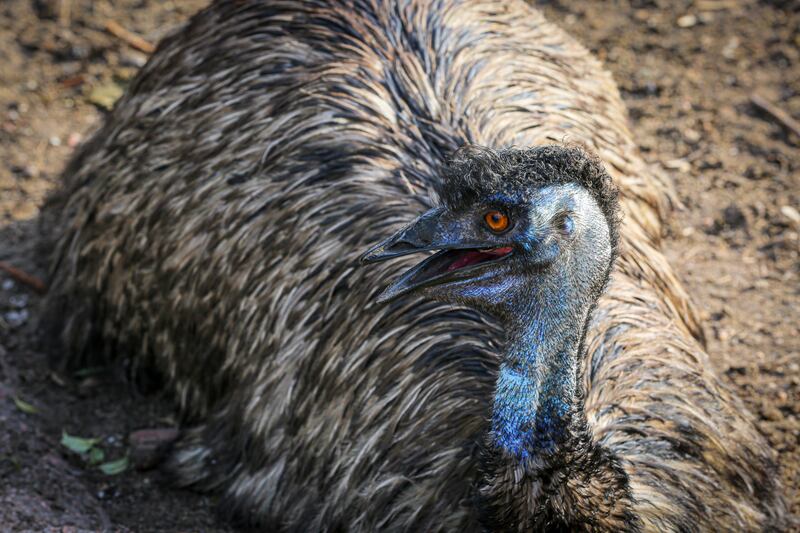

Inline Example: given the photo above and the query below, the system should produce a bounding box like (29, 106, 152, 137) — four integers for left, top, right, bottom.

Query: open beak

(360, 207, 514, 303)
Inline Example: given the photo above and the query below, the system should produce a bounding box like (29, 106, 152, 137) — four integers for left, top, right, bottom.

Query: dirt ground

(0, 0, 797, 531)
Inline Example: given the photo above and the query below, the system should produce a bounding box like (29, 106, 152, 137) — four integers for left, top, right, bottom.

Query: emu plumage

(42, 0, 788, 530)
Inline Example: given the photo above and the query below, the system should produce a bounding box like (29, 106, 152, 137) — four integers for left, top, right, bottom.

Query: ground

(0, 0, 797, 530)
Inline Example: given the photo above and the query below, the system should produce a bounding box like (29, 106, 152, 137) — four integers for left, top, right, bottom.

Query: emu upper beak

(360, 207, 514, 303)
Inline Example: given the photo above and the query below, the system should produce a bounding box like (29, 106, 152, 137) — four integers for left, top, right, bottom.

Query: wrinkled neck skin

(491, 274, 587, 462)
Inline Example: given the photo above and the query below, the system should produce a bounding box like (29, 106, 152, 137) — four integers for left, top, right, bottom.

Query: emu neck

(491, 297, 586, 460)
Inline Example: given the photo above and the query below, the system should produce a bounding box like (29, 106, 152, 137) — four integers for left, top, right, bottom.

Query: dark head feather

(441, 144, 621, 254)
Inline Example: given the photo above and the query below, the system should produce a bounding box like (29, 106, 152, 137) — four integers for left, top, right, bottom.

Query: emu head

(361, 144, 620, 325)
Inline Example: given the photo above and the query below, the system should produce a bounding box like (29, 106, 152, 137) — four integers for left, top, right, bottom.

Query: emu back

(43, 0, 787, 530)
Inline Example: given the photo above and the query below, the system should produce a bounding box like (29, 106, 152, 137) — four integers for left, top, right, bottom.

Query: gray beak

(360, 207, 514, 302)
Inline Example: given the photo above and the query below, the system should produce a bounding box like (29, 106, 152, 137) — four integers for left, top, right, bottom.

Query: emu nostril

(391, 239, 418, 250)
(402, 226, 432, 247)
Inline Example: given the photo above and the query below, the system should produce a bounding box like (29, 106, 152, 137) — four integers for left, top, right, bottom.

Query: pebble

(67, 132, 82, 148)
(722, 37, 739, 59)
(762, 405, 784, 422)
(77, 376, 101, 397)
(96, 483, 120, 500)
(9, 294, 28, 309)
(4, 309, 29, 328)
(129, 428, 180, 470)
(677, 14, 697, 28)
(684, 128, 701, 144)
(780, 205, 800, 228)
(663, 158, 691, 173)
(722, 204, 747, 229)
(120, 50, 148, 68)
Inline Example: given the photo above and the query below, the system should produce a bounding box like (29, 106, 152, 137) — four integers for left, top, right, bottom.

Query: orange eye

(484, 210, 510, 233)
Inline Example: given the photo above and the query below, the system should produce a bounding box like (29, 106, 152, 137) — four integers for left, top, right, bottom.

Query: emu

(362, 145, 638, 529)
(41, 0, 788, 530)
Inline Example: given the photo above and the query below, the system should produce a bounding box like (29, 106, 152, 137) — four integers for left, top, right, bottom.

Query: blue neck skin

(491, 300, 583, 460)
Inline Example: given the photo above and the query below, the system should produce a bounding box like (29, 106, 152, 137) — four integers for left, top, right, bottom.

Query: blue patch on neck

(491, 323, 574, 458)
(492, 364, 538, 458)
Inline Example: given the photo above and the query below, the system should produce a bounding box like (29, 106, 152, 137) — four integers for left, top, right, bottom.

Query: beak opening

(360, 209, 514, 303)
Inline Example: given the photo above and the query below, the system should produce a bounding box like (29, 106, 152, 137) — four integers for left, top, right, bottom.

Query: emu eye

(484, 210, 510, 233)
(555, 213, 575, 236)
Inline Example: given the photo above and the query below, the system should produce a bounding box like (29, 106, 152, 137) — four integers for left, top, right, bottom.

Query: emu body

(43, 0, 788, 530)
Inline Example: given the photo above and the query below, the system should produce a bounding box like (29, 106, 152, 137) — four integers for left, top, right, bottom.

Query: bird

(40, 0, 789, 530)
(360, 143, 772, 530)
(361, 144, 635, 529)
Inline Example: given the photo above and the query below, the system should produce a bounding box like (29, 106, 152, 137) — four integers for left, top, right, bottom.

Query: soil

(0, 0, 797, 531)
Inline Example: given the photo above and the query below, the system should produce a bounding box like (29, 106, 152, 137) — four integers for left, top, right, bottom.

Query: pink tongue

(447, 247, 512, 272)
(486, 246, 513, 256)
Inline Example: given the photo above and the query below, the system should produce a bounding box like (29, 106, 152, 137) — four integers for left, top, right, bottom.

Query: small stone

(88, 82, 124, 110)
(9, 294, 28, 309)
(698, 155, 722, 170)
(780, 205, 800, 228)
(761, 405, 784, 422)
(677, 14, 697, 28)
(3, 309, 29, 328)
(129, 428, 180, 470)
(663, 158, 691, 173)
(77, 376, 101, 396)
(120, 50, 148, 68)
(24, 165, 40, 179)
(722, 37, 739, 60)
(49, 135, 61, 147)
(43, 453, 68, 469)
(67, 132, 82, 148)
(684, 129, 701, 144)
(49, 372, 67, 387)
(722, 204, 747, 230)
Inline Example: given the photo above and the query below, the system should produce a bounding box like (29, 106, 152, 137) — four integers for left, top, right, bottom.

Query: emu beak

(360, 207, 514, 303)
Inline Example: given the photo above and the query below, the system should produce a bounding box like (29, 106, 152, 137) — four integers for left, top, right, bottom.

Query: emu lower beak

(360, 208, 513, 303)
